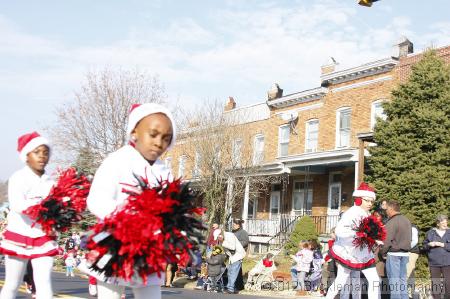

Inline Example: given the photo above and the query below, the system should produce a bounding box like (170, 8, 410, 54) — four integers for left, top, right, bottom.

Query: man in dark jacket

(382, 200, 412, 299)
(232, 219, 248, 292)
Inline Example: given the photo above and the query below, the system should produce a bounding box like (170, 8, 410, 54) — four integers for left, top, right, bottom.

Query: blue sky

(0, 0, 449, 180)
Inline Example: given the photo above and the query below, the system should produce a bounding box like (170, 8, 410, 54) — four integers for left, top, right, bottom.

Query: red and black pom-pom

(85, 176, 206, 283)
(352, 215, 386, 251)
(23, 167, 91, 235)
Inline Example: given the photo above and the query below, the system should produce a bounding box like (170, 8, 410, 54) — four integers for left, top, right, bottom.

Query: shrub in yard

(285, 215, 318, 255)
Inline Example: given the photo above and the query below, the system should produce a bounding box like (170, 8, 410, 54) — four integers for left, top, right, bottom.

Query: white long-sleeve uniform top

(330, 205, 375, 270)
(84, 145, 172, 286)
(0, 166, 58, 258)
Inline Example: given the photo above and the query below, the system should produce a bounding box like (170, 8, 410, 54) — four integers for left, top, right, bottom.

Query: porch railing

(244, 213, 339, 244)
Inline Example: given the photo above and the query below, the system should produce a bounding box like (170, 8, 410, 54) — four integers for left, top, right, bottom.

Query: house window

(247, 196, 257, 219)
(270, 194, 280, 216)
(165, 157, 172, 170)
(253, 134, 265, 165)
(278, 125, 290, 157)
(192, 151, 201, 177)
(305, 119, 319, 153)
(270, 184, 281, 219)
(178, 155, 187, 178)
(336, 108, 351, 148)
(292, 181, 313, 212)
(371, 100, 387, 129)
(232, 139, 242, 167)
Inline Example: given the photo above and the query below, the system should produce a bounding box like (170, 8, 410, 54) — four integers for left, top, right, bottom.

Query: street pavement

(0, 266, 281, 299)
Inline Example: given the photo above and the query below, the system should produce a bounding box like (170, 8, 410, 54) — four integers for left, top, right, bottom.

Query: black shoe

(223, 289, 234, 294)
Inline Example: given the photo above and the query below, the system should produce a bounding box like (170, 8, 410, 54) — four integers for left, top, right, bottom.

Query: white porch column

(225, 177, 234, 219)
(354, 161, 359, 189)
(242, 178, 250, 230)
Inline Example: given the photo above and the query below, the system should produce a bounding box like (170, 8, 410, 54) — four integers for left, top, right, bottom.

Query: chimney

(267, 83, 283, 101)
(321, 57, 339, 75)
(224, 96, 236, 111)
(393, 37, 413, 58)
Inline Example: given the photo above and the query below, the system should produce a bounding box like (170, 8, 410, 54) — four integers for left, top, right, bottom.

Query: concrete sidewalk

(172, 276, 323, 298)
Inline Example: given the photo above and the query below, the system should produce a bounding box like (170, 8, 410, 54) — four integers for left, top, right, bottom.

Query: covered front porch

(233, 148, 363, 249)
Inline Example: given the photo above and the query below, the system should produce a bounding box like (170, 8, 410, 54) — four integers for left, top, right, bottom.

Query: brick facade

(168, 42, 450, 240)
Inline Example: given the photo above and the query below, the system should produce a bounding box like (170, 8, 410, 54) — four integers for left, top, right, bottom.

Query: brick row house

(168, 40, 449, 254)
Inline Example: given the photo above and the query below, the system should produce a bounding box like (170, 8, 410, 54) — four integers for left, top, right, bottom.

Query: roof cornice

(267, 87, 328, 108)
(321, 57, 398, 86)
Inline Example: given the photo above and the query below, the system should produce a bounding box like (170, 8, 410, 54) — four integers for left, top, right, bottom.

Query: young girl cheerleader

(325, 183, 382, 299)
(86, 103, 176, 299)
(0, 132, 59, 299)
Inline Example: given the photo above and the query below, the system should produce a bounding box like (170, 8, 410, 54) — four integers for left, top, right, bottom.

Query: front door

(270, 191, 280, 220)
(328, 182, 341, 216)
(327, 182, 341, 232)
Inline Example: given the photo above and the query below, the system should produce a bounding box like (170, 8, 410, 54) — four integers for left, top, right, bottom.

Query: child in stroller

(245, 253, 277, 291)
(204, 245, 227, 292)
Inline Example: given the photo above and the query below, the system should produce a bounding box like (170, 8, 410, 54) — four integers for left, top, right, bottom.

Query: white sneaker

(89, 284, 97, 296)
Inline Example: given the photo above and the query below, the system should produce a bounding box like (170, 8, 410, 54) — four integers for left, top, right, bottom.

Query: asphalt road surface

(0, 266, 278, 299)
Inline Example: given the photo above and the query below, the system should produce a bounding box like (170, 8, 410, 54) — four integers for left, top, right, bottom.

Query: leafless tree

(178, 100, 277, 226)
(48, 68, 167, 171)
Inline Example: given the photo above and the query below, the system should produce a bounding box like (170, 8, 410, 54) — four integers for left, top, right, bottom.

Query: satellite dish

(280, 111, 298, 121)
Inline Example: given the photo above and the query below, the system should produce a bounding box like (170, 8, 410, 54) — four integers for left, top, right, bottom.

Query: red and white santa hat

(352, 182, 376, 200)
(17, 131, 50, 162)
(126, 103, 177, 149)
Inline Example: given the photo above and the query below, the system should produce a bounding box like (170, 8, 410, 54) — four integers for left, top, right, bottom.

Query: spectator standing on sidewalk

(65, 252, 76, 277)
(206, 245, 226, 292)
(290, 240, 313, 295)
(407, 223, 420, 299)
(222, 231, 246, 294)
(232, 219, 248, 292)
(382, 200, 412, 299)
(422, 214, 450, 299)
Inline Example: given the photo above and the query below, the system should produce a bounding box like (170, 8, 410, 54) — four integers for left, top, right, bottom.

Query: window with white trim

(371, 100, 387, 129)
(270, 184, 281, 218)
(305, 119, 319, 153)
(253, 134, 265, 165)
(232, 139, 242, 167)
(292, 181, 313, 212)
(278, 125, 290, 157)
(247, 196, 257, 219)
(336, 108, 351, 148)
(178, 155, 187, 178)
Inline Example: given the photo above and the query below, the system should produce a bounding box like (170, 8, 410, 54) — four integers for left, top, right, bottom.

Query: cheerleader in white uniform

(86, 103, 176, 299)
(326, 183, 382, 299)
(0, 132, 58, 299)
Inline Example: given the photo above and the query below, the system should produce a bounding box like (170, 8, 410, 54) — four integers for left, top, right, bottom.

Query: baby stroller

(203, 266, 227, 292)
(245, 268, 275, 291)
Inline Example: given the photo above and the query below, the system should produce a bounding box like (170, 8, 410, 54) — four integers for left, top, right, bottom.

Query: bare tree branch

(178, 100, 280, 226)
(48, 68, 167, 172)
